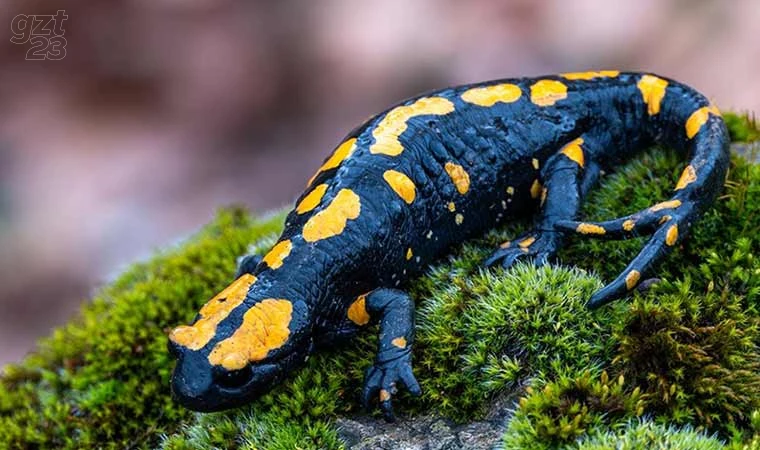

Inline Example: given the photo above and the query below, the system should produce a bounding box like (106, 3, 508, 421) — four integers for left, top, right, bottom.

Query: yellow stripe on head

(169, 274, 257, 351)
(208, 298, 293, 370)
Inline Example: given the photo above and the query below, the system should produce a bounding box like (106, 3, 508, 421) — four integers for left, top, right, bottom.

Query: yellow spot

(455, 213, 464, 225)
(532, 158, 540, 170)
(296, 184, 328, 214)
(383, 170, 416, 204)
(540, 187, 548, 207)
(650, 199, 682, 212)
(560, 138, 585, 167)
(461, 83, 522, 106)
(379, 389, 391, 402)
(675, 165, 697, 190)
(622, 219, 635, 232)
(561, 70, 620, 80)
(659, 215, 672, 224)
(347, 294, 370, 326)
(262, 240, 292, 270)
(685, 105, 721, 139)
(308, 138, 356, 186)
(625, 270, 641, 290)
(500, 241, 511, 248)
(518, 236, 536, 248)
(637, 75, 668, 116)
(445, 162, 471, 194)
(447, 202, 456, 212)
(391, 337, 407, 349)
(665, 224, 679, 246)
(302, 189, 361, 242)
(576, 223, 606, 235)
(169, 274, 256, 351)
(370, 97, 455, 156)
(406, 248, 413, 260)
(530, 80, 568, 106)
(506, 186, 515, 196)
(208, 298, 293, 369)
(530, 179, 542, 199)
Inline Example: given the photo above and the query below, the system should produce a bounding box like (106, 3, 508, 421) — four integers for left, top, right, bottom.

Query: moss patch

(1, 113, 759, 449)
(502, 370, 644, 449)
(724, 112, 760, 143)
(0, 209, 285, 449)
(574, 421, 726, 450)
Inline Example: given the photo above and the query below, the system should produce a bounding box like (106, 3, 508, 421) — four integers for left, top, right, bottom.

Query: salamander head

(167, 274, 313, 412)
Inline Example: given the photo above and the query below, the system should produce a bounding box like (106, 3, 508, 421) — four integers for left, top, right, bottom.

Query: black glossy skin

(170, 72, 730, 420)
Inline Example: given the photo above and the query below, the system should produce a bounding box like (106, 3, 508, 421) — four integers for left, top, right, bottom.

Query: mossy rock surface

(1, 113, 759, 450)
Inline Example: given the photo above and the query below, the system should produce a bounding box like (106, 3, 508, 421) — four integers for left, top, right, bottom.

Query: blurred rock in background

(0, 0, 758, 364)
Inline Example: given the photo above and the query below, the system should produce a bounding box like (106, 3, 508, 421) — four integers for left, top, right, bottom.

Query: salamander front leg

(360, 288, 421, 422)
(486, 138, 598, 270)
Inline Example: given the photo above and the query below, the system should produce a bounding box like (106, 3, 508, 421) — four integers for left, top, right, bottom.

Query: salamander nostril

(216, 366, 253, 389)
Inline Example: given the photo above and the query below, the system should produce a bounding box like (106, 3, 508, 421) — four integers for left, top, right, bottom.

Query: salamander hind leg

(555, 197, 697, 308)
(485, 137, 598, 271)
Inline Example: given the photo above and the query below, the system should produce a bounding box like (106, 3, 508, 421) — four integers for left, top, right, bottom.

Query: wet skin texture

(168, 72, 730, 421)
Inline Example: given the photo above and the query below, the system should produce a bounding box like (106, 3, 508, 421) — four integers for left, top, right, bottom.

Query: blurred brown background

(0, 0, 758, 365)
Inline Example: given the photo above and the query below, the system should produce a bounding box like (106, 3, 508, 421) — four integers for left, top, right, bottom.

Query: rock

(336, 391, 520, 450)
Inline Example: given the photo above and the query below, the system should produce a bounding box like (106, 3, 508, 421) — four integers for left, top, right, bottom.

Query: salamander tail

(556, 78, 730, 308)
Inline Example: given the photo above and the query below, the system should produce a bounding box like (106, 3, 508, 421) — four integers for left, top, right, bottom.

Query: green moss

(574, 420, 726, 450)
(725, 409, 760, 450)
(613, 278, 760, 431)
(0, 208, 285, 449)
(1, 116, 759, 449)
(724, 112, 760, 143)
(502, 370, 644, 449)
(411, 263, 623, 418)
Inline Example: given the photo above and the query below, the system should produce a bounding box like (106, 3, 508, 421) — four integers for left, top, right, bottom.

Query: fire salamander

(168, 71, 729, 421)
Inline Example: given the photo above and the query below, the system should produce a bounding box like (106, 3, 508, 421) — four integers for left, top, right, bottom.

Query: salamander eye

(216, 366, 253, 389)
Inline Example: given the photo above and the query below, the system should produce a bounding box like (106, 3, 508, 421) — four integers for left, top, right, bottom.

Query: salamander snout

(169, 344, 282, 412)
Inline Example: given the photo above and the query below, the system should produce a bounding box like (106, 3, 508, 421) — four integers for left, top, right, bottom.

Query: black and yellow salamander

(168, 71, 729, 421)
